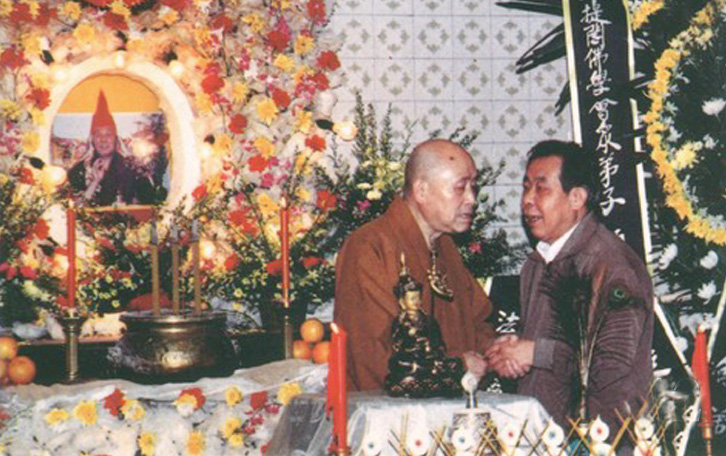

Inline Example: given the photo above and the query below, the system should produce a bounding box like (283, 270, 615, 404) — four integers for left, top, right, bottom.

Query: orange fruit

(300, 318, 324, 343)
(312, 341, 330, 364)
(293, 340, 313, 360)
(0, 336, 18, 360)
(8, 356, 35, 385)
(0, 359, 8, 381)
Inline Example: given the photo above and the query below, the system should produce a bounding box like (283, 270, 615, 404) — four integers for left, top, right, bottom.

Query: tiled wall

(329, 0, 572, 246)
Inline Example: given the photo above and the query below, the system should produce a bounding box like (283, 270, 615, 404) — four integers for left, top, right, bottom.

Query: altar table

(266, 391, 551, 456)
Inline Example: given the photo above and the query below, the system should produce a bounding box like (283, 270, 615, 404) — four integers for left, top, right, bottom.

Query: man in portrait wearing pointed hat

(68, 90, 151, 206)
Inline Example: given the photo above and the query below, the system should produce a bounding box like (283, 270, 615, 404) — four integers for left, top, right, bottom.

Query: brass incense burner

(110, 310, 236, 382)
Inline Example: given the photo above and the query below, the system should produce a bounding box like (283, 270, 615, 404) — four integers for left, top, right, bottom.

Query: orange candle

(280, 196, 290, 308)
(692, 325, 713, 428)
(328, 323, 348, 453)
(66, 203, 76, 308)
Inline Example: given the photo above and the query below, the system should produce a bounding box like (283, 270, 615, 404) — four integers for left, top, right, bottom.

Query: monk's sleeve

(470, 274, 497, 354)
(334, 233, 398, 391)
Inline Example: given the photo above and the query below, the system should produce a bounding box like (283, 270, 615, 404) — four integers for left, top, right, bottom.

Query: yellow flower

(73, 400, 98, 426)
(161, 9, 179, 26)
(274, 54, 295, 73)
(186, 430, 205, 456)
(294, 65, 314, 85)
(138, 432, 155, 456)
(195, 93, 214, 115)
(294, 35, 315, 56)
(221, 416, 242, 439)
(0, 99, 22, 122)
(110, 0, 131, 19)
(60, 1, 82, 21)
(631, 0, 663, 31)
(175, 393, 198, 409)
(21, 33, 41, 56)
(232, 82, 249, 104)
(0, 0, 12, 17)
(295, 110, 313, 133)
(277, 382, 302, 406)
(242, 13, 266, 35)
(22, 131, 40, 154)
(44, 408, 70, 427)
(296, 187, 311, 202)
(21, 0, 39, 17)
(256, 193, 279, 219)
(256, 97, 279, 125)
(228, 433, 245, 448)
(224, 386, 243, 407)
(73, 23, 96, 45)
(121, 399, 145, 421)
(254, 137, 276, 158)
(194, 27, 212, 48)
(29, 108, 45, 126)
(214, 134, 233, 157)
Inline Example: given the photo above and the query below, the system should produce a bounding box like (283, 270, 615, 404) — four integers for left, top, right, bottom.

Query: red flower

(211, 13, 235, 33)
(9, 3, 33, 24)
(266, 259, 282, 276)
(19, 167, 34, 184)
(307, 0, 326, 24)
(224, 254, 240, 271)
(103, 12, 128, 31)
(179, 387, 206, 409)
(305, 135, 326, 152)
(201, 73, 225, 94)
(311, 72, 329, 91)
(0, 48, 28, 71)
(98, 237, 116, 251)
(33, 219, 49, 240)
(250, 391, 268, 410)
(192, 184, 207, 202)
(271, 87, 291, 110)
(302, 256, 321, 268)
(103, 389, 126, 417)
(248, 155, 269, 172)
(228, 114, 248, 134)
(161, 0, 190, 11)
(228, 209, 246, 226)
(267, 30, 290, 52)
(316, 189, 337, 211)
(20, 266, 36, 279)
(316, 50, 340, 71)
(26, 87, 51, 110)
(17, 239, 30, 254)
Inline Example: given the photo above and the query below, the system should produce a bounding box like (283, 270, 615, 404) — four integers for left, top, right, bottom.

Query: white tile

(453, 0, 491, 15)
(491, 101, 529, 142)
(414, 101, 456, 138)
(333, 0, 374, 15)
(334, 15, 377, 58)
(530, 101, 570, 140)
(416, 0, 453, 16)
(452, 58, 492, 100)
(451, 101, 492, 137)
(375, 59, 416, 100)
(413, 16, 453, 58)
(372, 0, 413, 15)
(414, 59, 454, 101)
(452, 16, 490, 59)
(491, 58, 531, 100)
(338, 58, 376, 99)
(489, 16, 530, 59)
(374, 16, 415, 59)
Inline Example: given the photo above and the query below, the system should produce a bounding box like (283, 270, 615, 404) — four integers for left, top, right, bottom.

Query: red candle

(328, 323, 348, 453)
(280, 196, 290, 308)
(692, 325, 713, 428)
(66, 203, 76, 308)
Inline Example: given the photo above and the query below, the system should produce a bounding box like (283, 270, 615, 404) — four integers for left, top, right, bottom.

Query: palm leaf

(496, 0, 562, 16)
(515, 23, 566, 74)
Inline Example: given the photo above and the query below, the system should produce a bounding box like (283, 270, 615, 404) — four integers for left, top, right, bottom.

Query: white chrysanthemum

(697, 281, 717, 302)
(589, 416, 609, 443)
(700, 250, 718, 269)
(658, 243, 678, 269)
(634, 417, 655, 440)
(451, 427, 476, 451)
(702, 98, 726, 116)
(366, 189, 382, 201)
(703, 134, 717, 149)
(542, 419, 565, 448)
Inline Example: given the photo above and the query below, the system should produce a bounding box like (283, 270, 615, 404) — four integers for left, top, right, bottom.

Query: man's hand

(462, 350, 487, 378)
(485, 335, 534, 379)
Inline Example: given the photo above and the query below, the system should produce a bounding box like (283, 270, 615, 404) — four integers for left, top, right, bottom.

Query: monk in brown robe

(334, 139, 495, 391)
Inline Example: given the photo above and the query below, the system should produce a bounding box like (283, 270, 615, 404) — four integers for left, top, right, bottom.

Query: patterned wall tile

(336, 58, 375, 101)
(332, 16, 376, 59)
(413, 17, 453, 58)
(453, 58, 492, 100)
(453, 0, 491, 16)
(452, 101, 491, 137)
(489, 142, 529, 184)
(372, 0, 413, 15)
(452, 16, 491, 59)
(530, 101, 570, 140)
(333, 0, 373, 15)
(374, 16, 414, 59)
(492, 59, 530, 100)
(415, 101, 456, 137)
(530, 63, 567, 98)
(375, 59, 415, 100)
(415, 59, 454, 100)
(492, 101, 529, 142)
(490, 18, 529, 59)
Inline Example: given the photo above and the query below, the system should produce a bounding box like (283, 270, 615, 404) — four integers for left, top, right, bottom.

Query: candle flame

(331, 322, 339, 334)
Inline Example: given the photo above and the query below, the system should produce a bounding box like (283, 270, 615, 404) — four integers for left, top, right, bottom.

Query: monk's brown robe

(334, 197, 496, 391)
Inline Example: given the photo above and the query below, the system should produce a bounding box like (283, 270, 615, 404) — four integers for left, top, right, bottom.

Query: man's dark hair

(526, 140, 600, 212)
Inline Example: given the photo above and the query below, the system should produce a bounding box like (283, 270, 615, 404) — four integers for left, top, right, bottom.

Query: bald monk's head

(403, 139, 478, 246)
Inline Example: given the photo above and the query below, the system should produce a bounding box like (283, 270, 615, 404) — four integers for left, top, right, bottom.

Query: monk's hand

(462, 351, 487, 378)
(486, 337, 533, 379)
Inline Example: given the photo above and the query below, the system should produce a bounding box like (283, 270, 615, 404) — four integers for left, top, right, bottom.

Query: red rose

(224, 255, 240, 271)
(307, 0, 326, 24)
(305, 135, 326, 152)
(266, 259, 282, 276)
(316, 189, 337, 211)
(103, 389, 126, 417)
(0, 48, 28, 71)
(267, 30, 290, 52)
(311, 72, 329, 91)
(103, 11, 128, 31)
(271, 87, 291, 110)
(228, 114, 248, 134)
(20, 266, 37, 279)
(201, 73, 225, 94)
(192, 184, 207, 202)
(316, 50, 340, 71)
(248, 155, 269, 172)
(250, 391, 268, 410)
(26, 87, 51, 110)
(301, 256, 321, 268)
(33, 219, 49, 240)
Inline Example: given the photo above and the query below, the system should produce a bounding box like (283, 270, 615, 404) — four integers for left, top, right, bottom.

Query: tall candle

(171, 224, 180, 315)
(66, 202, 76, 309)
(329, 323, 348, 454)
(151, 219, 160, 316)
(692, 325, 713, 429)
(192, 220, 202, 314)
(280, 196, 290, 308)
